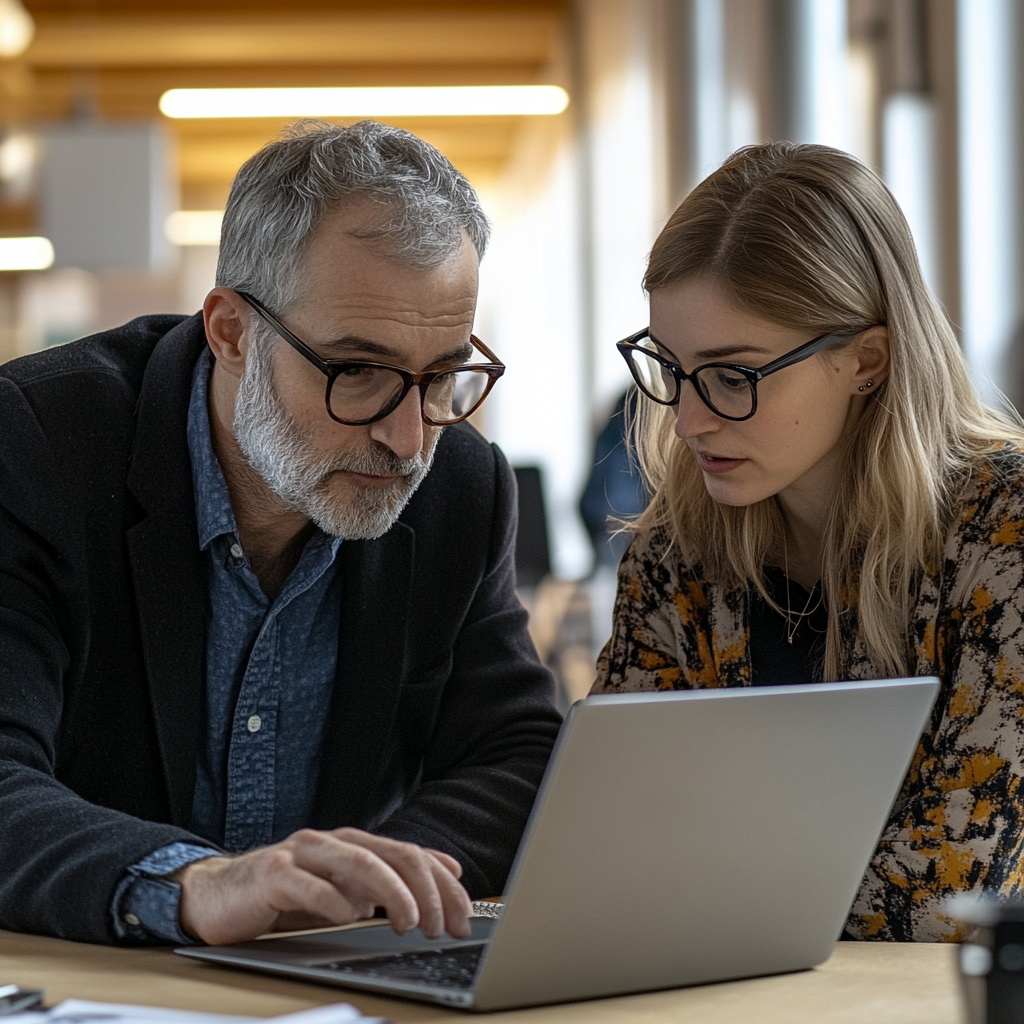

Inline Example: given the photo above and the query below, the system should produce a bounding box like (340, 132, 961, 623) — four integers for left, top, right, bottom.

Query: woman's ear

(850, 326, 890, 396)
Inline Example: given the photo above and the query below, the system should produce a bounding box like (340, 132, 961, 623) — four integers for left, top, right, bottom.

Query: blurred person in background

(579, 388, 647, 569)
(596, 142, 1024, 941)
(0, 119, 561, 946)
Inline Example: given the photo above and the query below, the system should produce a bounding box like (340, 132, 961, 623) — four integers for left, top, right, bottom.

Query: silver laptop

(177, 677, 939, 1011)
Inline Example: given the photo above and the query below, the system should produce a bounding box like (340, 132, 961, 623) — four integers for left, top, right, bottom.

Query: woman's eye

(718, 372, 748, 389)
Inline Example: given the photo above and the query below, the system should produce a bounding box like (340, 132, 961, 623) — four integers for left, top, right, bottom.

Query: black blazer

(0, 313, 562, 944)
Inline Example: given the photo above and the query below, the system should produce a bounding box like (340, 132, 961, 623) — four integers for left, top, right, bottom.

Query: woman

(594, 142, 1024, 941)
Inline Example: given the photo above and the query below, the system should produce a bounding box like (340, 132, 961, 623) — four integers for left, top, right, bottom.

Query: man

(0, 120, 561, 946)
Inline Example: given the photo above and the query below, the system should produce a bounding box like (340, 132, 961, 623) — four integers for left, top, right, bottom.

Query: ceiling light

(0, 0, 34, 57)
(159, 85, 570, 119)
(0, 132, 36, 201)
(0, 236, 54, 271)
(166, 210, 223, 247)
(0, 132, 35, 183)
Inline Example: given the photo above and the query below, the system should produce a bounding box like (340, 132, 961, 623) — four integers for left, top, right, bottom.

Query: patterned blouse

(592, 453, 1024, 941)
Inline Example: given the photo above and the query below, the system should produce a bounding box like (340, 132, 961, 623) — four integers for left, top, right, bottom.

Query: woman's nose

(674, 382, 722, 440)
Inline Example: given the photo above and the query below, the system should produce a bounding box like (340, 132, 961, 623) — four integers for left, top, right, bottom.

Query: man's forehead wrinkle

(343, 308, 473, 322)
(320, 335, 473, 356)
(316, 310, 475, 337)
(327, 296, 476, 323)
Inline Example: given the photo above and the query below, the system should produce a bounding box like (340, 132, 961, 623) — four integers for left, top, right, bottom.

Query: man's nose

(368, 385, 426, 459)
(674, 382, 721, 440)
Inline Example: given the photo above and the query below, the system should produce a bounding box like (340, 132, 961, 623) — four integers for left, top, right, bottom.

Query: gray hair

(216, 119, 491, 312)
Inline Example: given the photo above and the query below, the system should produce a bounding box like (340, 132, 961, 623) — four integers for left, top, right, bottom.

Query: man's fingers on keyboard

(425, 848, 464, 879)
(290, 831, 420, 934)
(431, 856, 473, 939)
(268, 864, 370, 926)
(349, 835, 450, 939)
(324, 830, 468, 939)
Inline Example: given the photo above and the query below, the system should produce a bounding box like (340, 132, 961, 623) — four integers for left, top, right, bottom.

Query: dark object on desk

(513, 466, 551, 587)
(0, 985, 44, 1015)
(951, 897, 1024, 1024)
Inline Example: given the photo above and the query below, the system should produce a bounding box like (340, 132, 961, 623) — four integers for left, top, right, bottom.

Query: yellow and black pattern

(593, 454, 1024, 941)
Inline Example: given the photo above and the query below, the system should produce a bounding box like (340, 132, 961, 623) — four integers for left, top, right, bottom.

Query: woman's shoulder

(952, 449, 1024, 545)
(596, 526, 748, 694)
(619, 524, 705, 587)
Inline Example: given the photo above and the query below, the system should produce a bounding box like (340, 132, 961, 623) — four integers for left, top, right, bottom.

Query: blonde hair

(634, 142, 1024, 680)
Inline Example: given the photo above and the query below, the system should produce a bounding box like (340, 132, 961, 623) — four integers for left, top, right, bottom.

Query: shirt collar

(186, 350, 343, 565)
(187, 348, 242, 551)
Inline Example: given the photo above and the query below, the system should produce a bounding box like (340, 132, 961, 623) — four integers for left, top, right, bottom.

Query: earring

(858, 379, 874, 393)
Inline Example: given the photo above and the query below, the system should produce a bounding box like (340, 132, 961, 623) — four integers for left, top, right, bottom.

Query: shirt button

(123, 912, 141, 926)
(247, 714, 262, 733)
(230, 542, 243, 559)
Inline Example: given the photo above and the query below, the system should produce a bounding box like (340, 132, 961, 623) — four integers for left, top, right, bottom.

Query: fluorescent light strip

(166, 210, 223, 247)
(0, 236, 53, 271)
(159, 85, 569, 119)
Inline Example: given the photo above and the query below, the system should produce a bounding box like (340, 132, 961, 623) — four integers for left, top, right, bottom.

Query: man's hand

(172, 828, 472, 946)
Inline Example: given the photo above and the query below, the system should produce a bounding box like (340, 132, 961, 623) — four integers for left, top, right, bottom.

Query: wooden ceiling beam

(1, 2, 569, 219)
(22, 12, 562, 67)
(84, 63, 549, 89)
(0, 62, 554, 119)
(25, 1, 565, 13)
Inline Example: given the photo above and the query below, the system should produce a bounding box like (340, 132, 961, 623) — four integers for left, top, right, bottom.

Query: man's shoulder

(435, 420, 500, 467)
(427, 422, 504, 488)
(402, 423, 508, 527)
(0, 314, 203, 461)
(1, 313, 191, 398)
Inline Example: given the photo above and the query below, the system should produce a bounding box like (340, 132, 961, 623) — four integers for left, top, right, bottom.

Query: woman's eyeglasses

(617, 327, 860, 421)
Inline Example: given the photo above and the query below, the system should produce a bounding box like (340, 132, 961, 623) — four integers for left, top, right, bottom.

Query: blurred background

(0, 0, 1015, 702)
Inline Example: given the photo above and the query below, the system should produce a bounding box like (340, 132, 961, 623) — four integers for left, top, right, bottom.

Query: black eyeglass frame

(236, 290, 506, 427)
(616, 326, 862, 421)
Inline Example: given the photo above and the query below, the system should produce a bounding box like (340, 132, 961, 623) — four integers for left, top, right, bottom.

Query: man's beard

(232, 334, 437, 540)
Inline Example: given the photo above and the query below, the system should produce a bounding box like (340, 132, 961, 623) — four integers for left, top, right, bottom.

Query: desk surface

(0, 929, 962, 1024)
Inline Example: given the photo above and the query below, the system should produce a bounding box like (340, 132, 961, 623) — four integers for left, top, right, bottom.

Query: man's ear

(850, 325, 890, 395)
(203, 287, 252, 381)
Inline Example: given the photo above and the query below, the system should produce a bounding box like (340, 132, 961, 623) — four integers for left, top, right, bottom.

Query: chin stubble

(232, 335, 437, 540)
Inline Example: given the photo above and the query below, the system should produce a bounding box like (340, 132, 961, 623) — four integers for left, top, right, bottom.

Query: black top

(748, 566, 827, 686)
(0, 313, 562, 944)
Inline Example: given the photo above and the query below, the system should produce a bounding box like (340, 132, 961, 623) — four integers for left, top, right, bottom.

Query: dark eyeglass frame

(236, 290, 506, 427)
(616, 326, 862, 421)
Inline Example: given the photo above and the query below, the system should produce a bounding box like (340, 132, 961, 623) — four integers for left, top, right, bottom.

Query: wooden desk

(0, 929, 963, 1023)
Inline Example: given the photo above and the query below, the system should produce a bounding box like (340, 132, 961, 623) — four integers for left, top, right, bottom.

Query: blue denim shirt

(113, 349, 343, 943)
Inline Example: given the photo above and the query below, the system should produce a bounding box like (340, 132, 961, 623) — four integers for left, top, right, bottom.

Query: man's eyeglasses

(237, 291, 505, 427)
(617, 327, 860, 421)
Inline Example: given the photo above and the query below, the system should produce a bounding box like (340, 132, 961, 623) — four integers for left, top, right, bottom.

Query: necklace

(782, 534, 824, 644)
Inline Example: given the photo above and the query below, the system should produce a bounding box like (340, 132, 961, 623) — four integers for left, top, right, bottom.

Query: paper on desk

(14, 999, 390, 1024)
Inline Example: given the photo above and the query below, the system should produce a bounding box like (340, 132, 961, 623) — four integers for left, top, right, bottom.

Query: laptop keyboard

(319, 943, 486, 989)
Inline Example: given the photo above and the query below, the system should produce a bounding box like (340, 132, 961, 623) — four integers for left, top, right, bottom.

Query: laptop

(177, 677, 939, 1011)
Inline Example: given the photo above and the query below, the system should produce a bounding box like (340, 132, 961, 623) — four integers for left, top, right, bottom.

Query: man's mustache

(314, 442, 428, 481)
